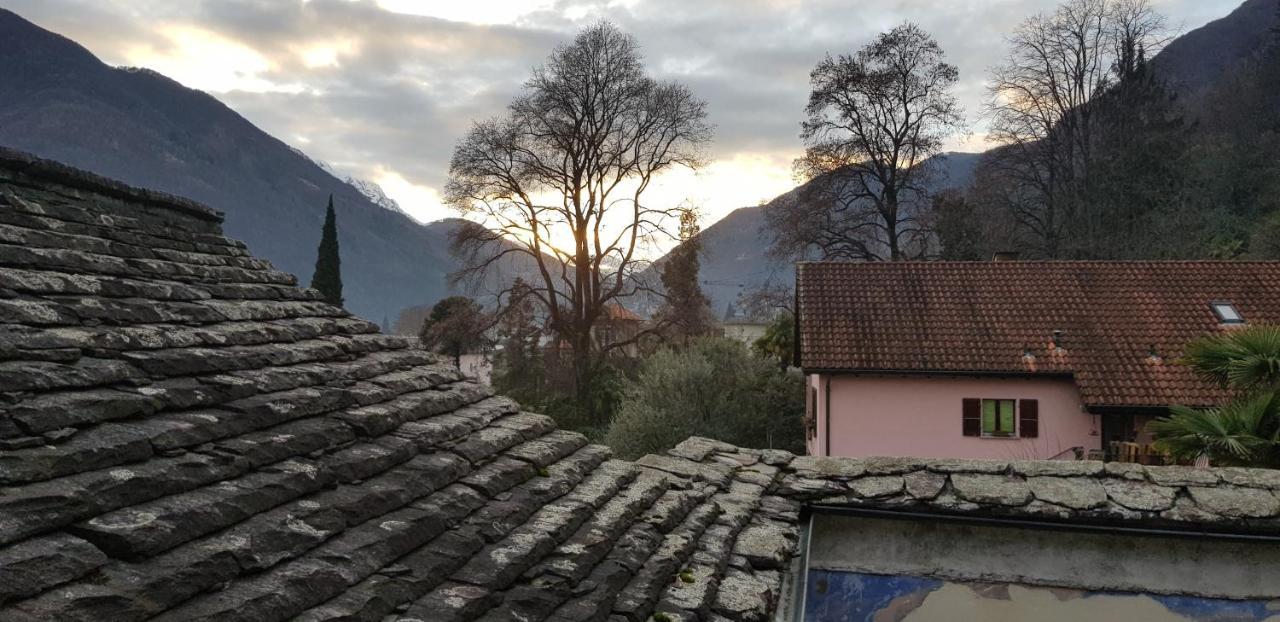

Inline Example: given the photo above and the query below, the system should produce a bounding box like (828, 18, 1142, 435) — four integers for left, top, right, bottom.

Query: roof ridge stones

(659, 437, 1280, 530)
(0, 146, 223, 224)
(629, 437, 1280, 618)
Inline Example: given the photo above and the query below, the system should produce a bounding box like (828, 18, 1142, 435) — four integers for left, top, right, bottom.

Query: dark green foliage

(1074, 58, 1193, 258)
(1191, 22, 1280, 259)
(497, 360, 629, 442)
(655, 207, 716, 343)
(933, 190, 986, 260)
(604, 337, 805, 460)
(967, 0, 1280, 261)
(1151, 325, 1280, 468)
(489, 280, 628, 439)
(309, 195, 344, 307)
(1150, 394, 1280, 467)
(535, 363, 628, 440)
(1249, 212, 1280, 259)
(491, 280, 546, 401)
(752, 311, 795, 366)
(418, 296, 490, 368)
(1181, 326, 1280, 392)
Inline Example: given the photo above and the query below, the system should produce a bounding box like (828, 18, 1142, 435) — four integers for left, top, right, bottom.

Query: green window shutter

(999, 400, 1016, 434)
(981, 399, 996, 434)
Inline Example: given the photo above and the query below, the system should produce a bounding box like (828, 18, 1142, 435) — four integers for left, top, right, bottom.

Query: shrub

(604, 337, 805, 459)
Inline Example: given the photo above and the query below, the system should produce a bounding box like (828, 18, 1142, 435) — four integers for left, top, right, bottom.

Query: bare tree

(445, 22, 712, 423)
(769, 23, 963, 262)
(984, 0, 1169, 257)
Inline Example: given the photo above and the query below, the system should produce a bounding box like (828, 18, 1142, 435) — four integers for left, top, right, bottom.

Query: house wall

(809, 373, 1100, 460)
(722, 323, 768, 345)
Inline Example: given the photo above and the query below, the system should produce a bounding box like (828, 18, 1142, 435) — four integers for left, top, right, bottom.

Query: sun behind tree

(444, 21, 713, 425)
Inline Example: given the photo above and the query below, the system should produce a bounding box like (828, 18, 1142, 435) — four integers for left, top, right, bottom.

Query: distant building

(719, 301, 774, 345)
(796, 260, 1280, 462)
(595, 302, 644, 357)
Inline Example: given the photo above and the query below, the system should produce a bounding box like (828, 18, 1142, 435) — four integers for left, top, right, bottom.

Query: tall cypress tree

(310, 195, 344, 307)
(655, 207, 714, 343)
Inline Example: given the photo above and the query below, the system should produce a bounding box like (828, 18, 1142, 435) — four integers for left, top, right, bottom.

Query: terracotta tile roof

(601, 302, 642, 322)
(796, 260, 1280, 408)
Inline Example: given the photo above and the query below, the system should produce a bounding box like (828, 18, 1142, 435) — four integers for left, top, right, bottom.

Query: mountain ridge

(652, 151, 982, 312)
(0, 7, 461, 322)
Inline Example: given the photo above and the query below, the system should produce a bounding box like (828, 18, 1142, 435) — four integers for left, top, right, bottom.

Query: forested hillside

(939, 0, 1280, 260)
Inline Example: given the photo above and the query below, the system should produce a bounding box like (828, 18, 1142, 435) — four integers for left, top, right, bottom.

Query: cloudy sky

(6, 0, 1239, 228)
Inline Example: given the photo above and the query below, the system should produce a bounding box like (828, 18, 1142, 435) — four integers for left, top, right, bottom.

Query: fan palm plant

(1151, 325, 1280, 468)
(1182, 325, 1280, 391)
(1149, 394, 1280, 467)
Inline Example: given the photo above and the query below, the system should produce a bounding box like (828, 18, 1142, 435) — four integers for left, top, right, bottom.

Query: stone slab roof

(796, 260, 1280, 408)
(2, 148, 1278, 621)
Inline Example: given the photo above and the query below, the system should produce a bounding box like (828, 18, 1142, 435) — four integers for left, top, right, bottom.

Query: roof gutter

(799, 367, 1074, 379)
(1086, 405, 1176, 416)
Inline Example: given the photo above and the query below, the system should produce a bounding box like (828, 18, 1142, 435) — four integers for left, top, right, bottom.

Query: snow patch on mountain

(285, 146, 417, 222)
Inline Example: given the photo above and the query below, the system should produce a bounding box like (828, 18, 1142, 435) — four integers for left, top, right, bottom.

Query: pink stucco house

(796, 260, 1280, 461)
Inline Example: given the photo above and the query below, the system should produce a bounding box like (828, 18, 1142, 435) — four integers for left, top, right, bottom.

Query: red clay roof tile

(796, 260, 1280, 408)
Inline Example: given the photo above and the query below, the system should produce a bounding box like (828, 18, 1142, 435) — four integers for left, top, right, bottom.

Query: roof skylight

(1210, 301, 1244, 324)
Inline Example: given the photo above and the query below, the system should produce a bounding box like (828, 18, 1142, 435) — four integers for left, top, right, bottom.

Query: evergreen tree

(310, 195, 344, 307)
(419, 296, 490, 369)
(491, 279, 546, 400)
(655, 207, 715, 344)
(1079, 45, 1190, 258)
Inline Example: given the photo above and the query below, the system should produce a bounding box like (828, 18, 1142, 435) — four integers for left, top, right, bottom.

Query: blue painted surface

(1148, 593, 1276, 621)
(803, 570, 942, 621)
(803, 570, 1279, 622)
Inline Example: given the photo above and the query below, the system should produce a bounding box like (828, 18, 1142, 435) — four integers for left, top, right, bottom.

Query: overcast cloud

(3, 0, 1239, 226)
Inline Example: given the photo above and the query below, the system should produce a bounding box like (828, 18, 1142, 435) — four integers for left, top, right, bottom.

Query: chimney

(1048, 329, 1066, 354)
(992, 251, 1020, 262)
